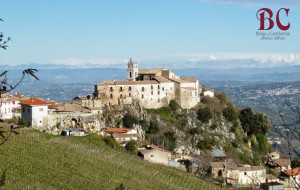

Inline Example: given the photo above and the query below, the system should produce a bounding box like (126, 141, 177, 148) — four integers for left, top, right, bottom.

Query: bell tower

(127, 58, 138, 81)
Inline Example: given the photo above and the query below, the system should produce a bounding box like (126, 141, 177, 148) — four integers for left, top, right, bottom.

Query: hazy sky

(0, 0, 299, 69)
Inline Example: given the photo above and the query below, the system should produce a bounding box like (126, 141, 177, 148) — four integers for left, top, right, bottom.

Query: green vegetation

(196, 136, 216, 150)
(0, 128, 218, 190)
(125, 140, 138, 155)
(223, 103, 238, 122)
(163, 131, 177, 152)
(197, 107, 213, 123)
(147, 107, 175, 123)
(123, 113, 139, 128)
(239, 108, 270, 136)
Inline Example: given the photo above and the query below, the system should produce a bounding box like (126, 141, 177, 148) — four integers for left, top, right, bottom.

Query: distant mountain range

(2, 64, 300, 84)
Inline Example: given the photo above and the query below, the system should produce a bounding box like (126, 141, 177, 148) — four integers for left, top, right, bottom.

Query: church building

(94, 59, 201, 109)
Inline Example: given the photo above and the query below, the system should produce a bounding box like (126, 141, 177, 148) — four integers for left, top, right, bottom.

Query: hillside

(0, 127, 219, 190)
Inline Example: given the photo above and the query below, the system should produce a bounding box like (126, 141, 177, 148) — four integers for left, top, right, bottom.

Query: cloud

(49, 58, 128, 68)
(140, 52, 300, 69)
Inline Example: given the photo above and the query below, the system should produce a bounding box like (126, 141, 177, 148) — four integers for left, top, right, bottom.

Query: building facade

(20, 98, 49, 128)
(94, 59, 201, 109)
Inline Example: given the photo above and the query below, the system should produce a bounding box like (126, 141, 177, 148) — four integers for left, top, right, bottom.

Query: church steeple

(127, 58, 138, 81)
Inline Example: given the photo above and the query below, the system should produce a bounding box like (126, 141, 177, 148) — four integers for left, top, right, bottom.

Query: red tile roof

(105, 128, 131, 134)
(284, 167, 300, 176)
(20, 98, 50, 106)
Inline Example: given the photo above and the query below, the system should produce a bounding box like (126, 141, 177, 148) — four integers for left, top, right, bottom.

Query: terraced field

(0, 128, 219, 190)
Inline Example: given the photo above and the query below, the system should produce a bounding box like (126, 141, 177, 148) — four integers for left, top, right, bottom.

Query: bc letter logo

(257, 8, 290, 31)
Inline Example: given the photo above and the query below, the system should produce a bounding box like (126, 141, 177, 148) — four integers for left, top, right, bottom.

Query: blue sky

(0, 0, 299, 69)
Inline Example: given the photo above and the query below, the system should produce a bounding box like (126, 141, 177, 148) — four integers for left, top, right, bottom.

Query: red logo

(257, 8, 290, 31)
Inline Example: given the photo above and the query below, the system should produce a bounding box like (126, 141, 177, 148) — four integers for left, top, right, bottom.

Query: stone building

(94, 59, 201, 109)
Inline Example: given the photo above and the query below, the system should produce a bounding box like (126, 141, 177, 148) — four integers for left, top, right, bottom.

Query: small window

(151, 155, 154, 157)
(158, 85, 160, 89)
(39, 108, 43, 112)
(120, 94, 123, 98)
(110, 87, 113, 92)
(128, 86, 132, 91)
(110, 94, 113, 99)
(158, 91, 160, 95)
(129, 93, 131, 97)
(244, 172, 247, 175)
(158, 98, 160, 103)
(151, 91, 153, 95)
(151, 85, 153, 90)
(23, 108, 25, 113)
(39, 121, 42, 123)
(120, 87, 123, 92)
(12, 101, 15, 104)
(142, 87, 144, 92)
(142, 94, 144, 99)
(162, 87, 165, 91)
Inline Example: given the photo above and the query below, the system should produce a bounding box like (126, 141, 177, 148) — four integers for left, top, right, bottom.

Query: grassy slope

(0, 128, 218, 190)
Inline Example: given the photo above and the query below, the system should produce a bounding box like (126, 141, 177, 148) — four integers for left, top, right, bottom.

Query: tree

(223, 102, 238, 122)
(122, 114, 139, 128)
(0, 18, 39, 146)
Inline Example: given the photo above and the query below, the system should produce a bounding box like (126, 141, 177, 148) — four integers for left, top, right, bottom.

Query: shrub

(103, 136, 121, 150)
(197, 107, 213, 123)
(169, 100, 180, 111)
(163, 131, 177, 151)
(147, 121, 159, 134)
(125, 140, 138, 155)
(223, 103, 238, 122)
(215, 92, 227, 105)
(196, 136, 216, 150)
(122, 114, 139, 128)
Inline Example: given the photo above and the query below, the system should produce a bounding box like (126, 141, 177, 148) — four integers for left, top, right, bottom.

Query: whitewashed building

(94, 59, 201, 109)
(20, 98, 50, 128)
(0, 94, 27, 119)
(238, 165, 266, 186)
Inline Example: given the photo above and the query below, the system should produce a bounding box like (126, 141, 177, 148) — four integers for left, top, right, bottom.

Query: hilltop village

(0, 60, 297, 189)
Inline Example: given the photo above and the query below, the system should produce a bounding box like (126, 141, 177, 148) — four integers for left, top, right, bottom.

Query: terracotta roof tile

(284, 167, 300, 176)
(20, 98, 50, 106)
(97, 80, 159, 86)
(138, 69, 166, 75)
(105, 128, 131, 134)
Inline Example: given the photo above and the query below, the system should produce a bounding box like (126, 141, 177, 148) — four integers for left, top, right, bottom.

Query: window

(110, 94, 113, 99)
(39, 108, 43, 112)
(120, 87, 123, 92)
(158, 98, 160, 103)
(120, 94, 123, 98)
(23, 108, 25, 113)
(129, 72, 132, 78)
(142, 94, 144, 99)
(151, 85, 153, 90)
(110, 87, 113, 92)
(162, 87, 165, 91)
(158, 85, 160, 89)
(40, 121, 42, 123)
(151, 91, 153, 95)
(129, 93, 131, 97)
(151, 155, 154, 157)
(142, 87, 144, 92)
(12, 101, 15, 104)
(128, 86, 131, 91)
(244, 172, 247, 175)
